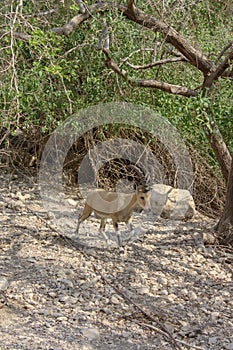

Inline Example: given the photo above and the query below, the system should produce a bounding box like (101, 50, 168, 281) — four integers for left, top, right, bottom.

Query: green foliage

(0, 0, 232, 166)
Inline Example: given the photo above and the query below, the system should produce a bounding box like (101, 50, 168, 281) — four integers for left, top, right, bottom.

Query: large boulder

(149, 184, 195, 220)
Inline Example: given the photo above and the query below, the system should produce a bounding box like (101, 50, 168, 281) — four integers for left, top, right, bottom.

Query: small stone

(0, 277, 10, 291)
(167, 293, 177, 301)
(56, 316, 68, 322)
(181, 288, 188, 296)
(59, 295, 70, 303)
(57, 278, 74, 288)
(122, 331, 131, 338)
(225, 343, 233, 350)
(137, 286, 150, 295)
(110, 295, 120, 304)
(67, 198, 77, 207)
(82, 327, 100, 341)
(189, 291, 197, 300)
(160, 289, 168, 295)
(208, 337, 218, 344)
(157, 277, 167, 285)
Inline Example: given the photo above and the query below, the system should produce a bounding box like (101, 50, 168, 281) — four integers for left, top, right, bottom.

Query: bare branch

(52, 2, 109, 35)
(28, 9, 56, 17)
(138, 323, 205, 350)
(203, 46, 233, 91)
(13, 31, 31, 41)
(0, 31, 31, 42)
(126, 56, 187, 70)
(127, 0, 135, 14)
(215, 41, 233, 63)
(62, 43, 90, 57)
(75, 0, 86, 14)
(103, 49, 196, 97)
(222, 67, 233, 80)
(97, 21, 110, 51)
(117, 2, 213, 75)
(120, 48, 155, 65)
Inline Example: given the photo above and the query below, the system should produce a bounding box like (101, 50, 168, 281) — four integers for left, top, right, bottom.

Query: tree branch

(50, 1, 213, 75)
(75, 0, 86, 14)
(203, 46, 233, 91)
(127, 0, 135, 15)
(103, 49, 196, 97)
(117, 3, 213, 75)
(125, 56, 187, 70)
(0, 31, 31, 42)
(215, 41, 233, 63)
(96, 21, 110, 50)
(52, 2, 109, 35)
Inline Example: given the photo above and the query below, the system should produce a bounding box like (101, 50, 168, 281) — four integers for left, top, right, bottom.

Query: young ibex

(75, 186, 149, 246)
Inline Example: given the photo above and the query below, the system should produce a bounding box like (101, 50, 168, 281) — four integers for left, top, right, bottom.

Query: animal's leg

(126, 218, 133, 231)
(99, 218, 106, 231)
(112, 220, 122, 247)
(125, 218, 135, 242)
(75, 204, 93, 235)
(99, 219, 110, 245)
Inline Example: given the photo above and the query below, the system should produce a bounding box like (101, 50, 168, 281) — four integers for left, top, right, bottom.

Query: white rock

(82, 327, 100, 341)
(137, 286, 150, 295)
(110, 295, 121, 304)
(208, 336, 218, 344)
(149, 184, 195, 220)
(160, 289, 168, 296)
(189, 291, 197, 300)
(0, 277, 10, 291)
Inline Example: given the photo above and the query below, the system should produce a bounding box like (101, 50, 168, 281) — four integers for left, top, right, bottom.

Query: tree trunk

(215, 152, 233, 245)
(203, 115, 232, 182)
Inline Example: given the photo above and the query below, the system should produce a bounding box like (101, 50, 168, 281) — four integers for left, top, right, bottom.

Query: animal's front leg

(99, 219, 110, 246)
(126, 219, 133, 232)
(112, 221, 122, 247)
(125, 218, 136, 242)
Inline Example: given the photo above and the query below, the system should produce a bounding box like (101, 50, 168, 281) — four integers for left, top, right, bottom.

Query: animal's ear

(136, 185, 150, 193)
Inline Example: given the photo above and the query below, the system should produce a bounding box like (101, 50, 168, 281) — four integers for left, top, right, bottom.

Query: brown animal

(75, 187, 149, 246)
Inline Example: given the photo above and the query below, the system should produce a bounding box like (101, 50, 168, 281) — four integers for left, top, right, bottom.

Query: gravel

(0, 171, 233, 350)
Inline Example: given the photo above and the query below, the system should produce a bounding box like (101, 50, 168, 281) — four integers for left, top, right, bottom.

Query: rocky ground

(0, 170, 233, 350)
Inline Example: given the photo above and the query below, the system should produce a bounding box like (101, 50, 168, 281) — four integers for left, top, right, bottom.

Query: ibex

(75, 186, 149, 246)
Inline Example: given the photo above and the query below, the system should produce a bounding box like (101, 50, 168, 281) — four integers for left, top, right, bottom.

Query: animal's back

(86, 189, 134, 214)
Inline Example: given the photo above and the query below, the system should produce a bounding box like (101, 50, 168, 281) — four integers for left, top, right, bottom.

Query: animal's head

(136, 186, 150, 209)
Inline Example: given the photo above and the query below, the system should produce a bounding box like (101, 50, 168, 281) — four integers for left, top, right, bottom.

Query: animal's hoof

(119, 246, 125, 253)
(105, 239, 111, 247)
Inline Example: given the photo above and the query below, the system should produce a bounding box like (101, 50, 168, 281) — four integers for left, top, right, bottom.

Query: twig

(138, 323, 205, 350)
(27, 9, 56, 17)
(126, 56, 186, 70)
(102, 49, 196, 97)
(216, 41, 233, 63)
(120, 48, 155, 65)
(62, 43, 90, 57)
(75, 0, 86, 14)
